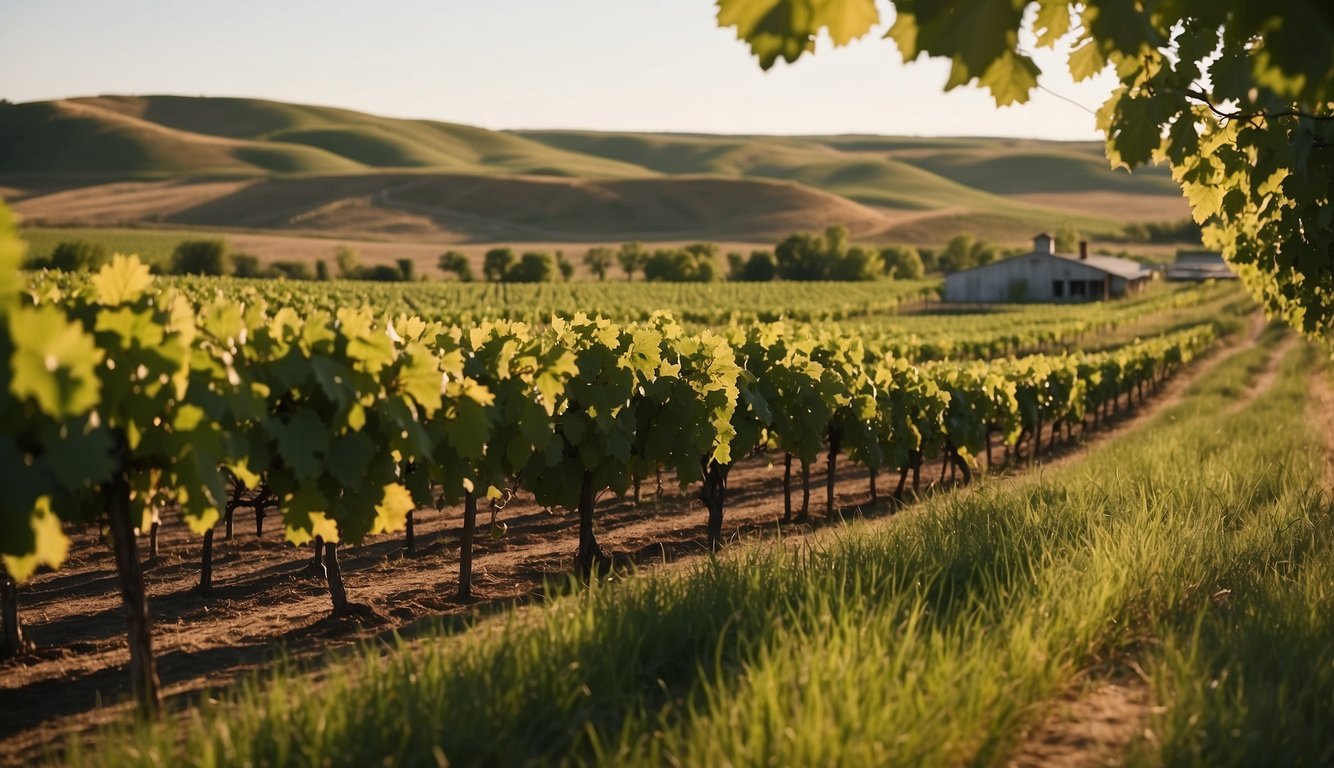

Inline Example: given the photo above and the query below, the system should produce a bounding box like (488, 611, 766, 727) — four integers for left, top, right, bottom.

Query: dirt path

(0, 320, 1266, 766)
(1007, 677, 1156, 768)
(1219, 316, 1297, 414)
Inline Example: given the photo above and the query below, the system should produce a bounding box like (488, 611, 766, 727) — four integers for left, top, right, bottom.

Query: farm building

(1166, 250, 1236, 281)
(942, 233, 1152, 303)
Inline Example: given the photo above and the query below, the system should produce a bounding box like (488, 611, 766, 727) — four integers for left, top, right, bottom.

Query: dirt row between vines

(0, 321, 1263, 766)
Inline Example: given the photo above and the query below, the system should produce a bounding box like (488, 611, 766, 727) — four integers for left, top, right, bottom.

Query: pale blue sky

(1, 1, 1117, 139)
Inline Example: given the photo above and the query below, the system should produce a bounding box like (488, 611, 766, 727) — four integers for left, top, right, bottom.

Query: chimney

(1033, 233, 1053, 255)
(1079, 240, 1088, 260)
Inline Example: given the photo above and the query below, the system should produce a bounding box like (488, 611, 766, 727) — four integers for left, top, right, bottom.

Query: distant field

(1, 95, 1192, 248)
(18, 226, 790, 278)
(20, 227, 226, 268)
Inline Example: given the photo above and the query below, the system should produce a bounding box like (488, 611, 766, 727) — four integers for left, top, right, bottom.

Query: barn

(942, 233, 1152, 303)
(1166, 250, 1236, 281)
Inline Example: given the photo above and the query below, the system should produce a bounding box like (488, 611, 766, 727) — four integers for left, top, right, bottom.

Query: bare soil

(1007, 677, 1156, 768)
(1227, 331, 1298, 414)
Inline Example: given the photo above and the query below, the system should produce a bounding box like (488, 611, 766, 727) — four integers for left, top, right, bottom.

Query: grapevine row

(1, 254, 1219, 714)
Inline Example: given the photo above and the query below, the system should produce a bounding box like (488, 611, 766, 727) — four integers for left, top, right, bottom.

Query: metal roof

(1054, 252, 1150, 279)
(947, 250, 1151, 280)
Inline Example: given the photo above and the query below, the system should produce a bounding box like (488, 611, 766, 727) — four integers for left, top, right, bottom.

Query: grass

(56, 321, 1334, 767)
(1128, 347, 1334, 766)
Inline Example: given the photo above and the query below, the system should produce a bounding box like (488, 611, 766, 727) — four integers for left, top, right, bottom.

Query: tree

(1054, 222, 1081, 254)
(268, 260, 313, 280)
(555, 251, 575, 281)
(315, 259, 330, 281)
(937, 233, 1001, 274)
(170, 240, 228, 276)
(28, 240, 108, 272)
(739, 250, 777, 281)
(230, 253, 262, 278)
(334, 246, 360, 279)
(824, 224, 849, 260)
(682, 242, 722, 282)
(483, 248, 515, 282)
(728, 252, 745, 278)
(716, 0, 1334, 338)
(918, 247, 939, 274)
(617, 242, 648, 281)
(363, 264, 406, 282)
(774, 231, 828, 280)
(396, 258, 415, 282)
(880, 245, 924, 280)
(583, 246, 616, 281)
(438, 251, 474, 282)
(937, 234, 974, 274)
(506, 251, 559, 283)
(642, 244, 721, 282)
(829, 244, 883, 281)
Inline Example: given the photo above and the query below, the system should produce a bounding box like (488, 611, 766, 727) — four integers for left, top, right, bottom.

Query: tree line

(439, 226, 930, 284)
(24, 239, 420, 282)
(29, 222, 1194, 285)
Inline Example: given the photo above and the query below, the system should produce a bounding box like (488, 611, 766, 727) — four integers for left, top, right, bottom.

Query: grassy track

(1131, 342, 1334, 766)
(62, 325, 1333, 767)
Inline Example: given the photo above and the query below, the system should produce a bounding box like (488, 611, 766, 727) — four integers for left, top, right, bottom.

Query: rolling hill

(0, 95, 1190, 246)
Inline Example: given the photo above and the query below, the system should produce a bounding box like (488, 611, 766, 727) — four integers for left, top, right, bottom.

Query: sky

(0, 0, 1119, 140)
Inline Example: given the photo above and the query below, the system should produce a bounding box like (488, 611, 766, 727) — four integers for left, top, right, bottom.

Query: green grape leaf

(1, 497, 69, 582)
(91, 254, 154, 306)
(397, 343, 444, 416)
(9, 305, 103, 419)
(1067, 37, 1106, 80)
(327, 430, 375, 487)
(1104, 92, 1174, 169)
(444, 395, 493, 460)
(272, 410, 330, 482)
(283, 489, 338, 545)
(370, 483, 414, 535)
(1033, 0, 1071, 47)
(226, 457, 262, 493)
(40, 422, 114, 493)
(717, 0, 879, 69)
(885, 11, 919, 58)
(978, 48, 1040, 106)
(337, 308, 396, 374)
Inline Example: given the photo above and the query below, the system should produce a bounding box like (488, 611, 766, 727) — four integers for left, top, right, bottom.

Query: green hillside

(74, 96, 656, 178)
(0, 95, 1190, 245)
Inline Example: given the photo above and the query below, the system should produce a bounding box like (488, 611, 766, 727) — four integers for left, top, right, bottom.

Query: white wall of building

(943, 253, 1125, 302)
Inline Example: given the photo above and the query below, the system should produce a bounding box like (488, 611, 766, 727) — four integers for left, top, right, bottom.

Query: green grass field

(57, 323, 1334, 767)
(18, 226, 229, 268)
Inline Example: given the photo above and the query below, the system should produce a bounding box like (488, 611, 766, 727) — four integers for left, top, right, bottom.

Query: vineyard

(0, 231, 1301, 766)
(4, 0, 1330, 761)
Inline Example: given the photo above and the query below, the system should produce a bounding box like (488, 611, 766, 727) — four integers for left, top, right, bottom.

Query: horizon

(5, 92, 1110, 145)
(2, 1, 1117, 142)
